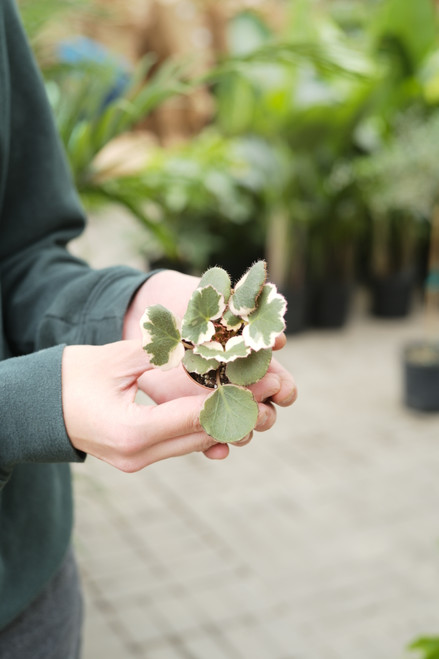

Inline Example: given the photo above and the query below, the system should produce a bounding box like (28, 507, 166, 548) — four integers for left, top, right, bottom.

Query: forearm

(3, 241, 151, 353)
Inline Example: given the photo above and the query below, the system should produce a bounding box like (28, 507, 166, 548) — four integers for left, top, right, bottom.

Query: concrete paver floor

(73, 301, 439, 659)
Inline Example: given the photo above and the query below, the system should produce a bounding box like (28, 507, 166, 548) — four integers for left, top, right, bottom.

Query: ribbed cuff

(0, 345, 85, 468)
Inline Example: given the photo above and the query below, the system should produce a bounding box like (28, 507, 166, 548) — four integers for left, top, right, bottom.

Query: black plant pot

(371, 270, 414, 318)
(404, 342, 439, 412)
(281, 284, 308, 334)
(308, 279, 352, 329)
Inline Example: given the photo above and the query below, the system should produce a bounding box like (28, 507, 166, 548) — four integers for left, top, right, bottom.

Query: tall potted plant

(212, 3, 374, 331)
(356, 110, 439, 411)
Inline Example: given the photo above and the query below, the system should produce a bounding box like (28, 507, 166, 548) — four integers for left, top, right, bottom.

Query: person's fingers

(129, 394, 209, 446)
(273, 332, 287, 351)
(232, 432, 253, 447)
(203, 443, 230, 460)
(249, 373, 282, 403)
(264, 358, 298, 407)
(255, 401, 276, 432)
(137, 364, 201, 402)
(120, 428, 221, 472)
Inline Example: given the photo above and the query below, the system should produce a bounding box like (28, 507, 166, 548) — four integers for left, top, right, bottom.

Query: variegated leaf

(140, 305, 184, 370)
(229, 260, 267, 317)
(194, 336, 250, 363)
(242, 284, 286, 351)
(182, 350, 218, 375)
(221, 308, 242, 330)
(181, 285, 226, 344)
(198, 267, 231, 303)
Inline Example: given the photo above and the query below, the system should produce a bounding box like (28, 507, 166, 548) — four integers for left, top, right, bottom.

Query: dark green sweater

(0, 0, 150, 628)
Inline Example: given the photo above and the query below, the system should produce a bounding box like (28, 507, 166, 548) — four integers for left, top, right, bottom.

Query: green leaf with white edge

(140, 305, 184, 370)
(182, 350, 218, 375)
(242, 283, 287, 351)
(229, 260, 267, 317)
(200, 385, 259, 443)
(221, 307, 242, 330)
(198, 267, 231, 303)
(194, 336, 250, 363)
(181, 285, 226, 344)
(226, 348, 272, 386)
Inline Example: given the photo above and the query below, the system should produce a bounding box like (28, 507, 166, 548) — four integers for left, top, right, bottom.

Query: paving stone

(74, 298, 439, 659)
(179, 629, 243, 659)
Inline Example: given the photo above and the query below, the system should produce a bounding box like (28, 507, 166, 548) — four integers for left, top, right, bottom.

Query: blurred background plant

(409, 636, 439, 659)
(18, 0, 439, 332)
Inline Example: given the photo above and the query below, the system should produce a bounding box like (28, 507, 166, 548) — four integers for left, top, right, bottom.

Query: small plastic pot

(403, 342, 439, 412)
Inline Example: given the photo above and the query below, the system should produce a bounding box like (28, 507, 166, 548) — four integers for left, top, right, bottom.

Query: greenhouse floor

(73, 299, 439, 659)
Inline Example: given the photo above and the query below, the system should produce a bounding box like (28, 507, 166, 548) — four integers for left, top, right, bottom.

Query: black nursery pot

(403, 342, 439, 412)
(371, 270, 414, 318)
(281, 284, 308, 334)
(308, 279, 352, 329)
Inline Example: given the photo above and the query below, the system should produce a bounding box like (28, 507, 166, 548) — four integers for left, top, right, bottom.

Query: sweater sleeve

(0, 347, 84, 481)
(0, 0, 154, 477)
(0, 0, 151, 355)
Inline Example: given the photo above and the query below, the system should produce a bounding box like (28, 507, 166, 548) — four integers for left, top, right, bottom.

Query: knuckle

(190, 408, 203, 434)
(197, 434, 216, 453)
(111, 425, 145, 462)
(116, 458, 141, 474)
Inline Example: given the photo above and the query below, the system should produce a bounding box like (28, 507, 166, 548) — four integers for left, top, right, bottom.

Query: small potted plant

(140, 261, 287, 442)
(354, 111, 438, 319)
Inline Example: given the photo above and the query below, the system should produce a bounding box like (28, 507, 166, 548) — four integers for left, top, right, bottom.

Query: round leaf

(140, 305, 184, 370)
(199, 267, 231, 303)
(226, 348, 272, 386)
(200, 385, 258, 443)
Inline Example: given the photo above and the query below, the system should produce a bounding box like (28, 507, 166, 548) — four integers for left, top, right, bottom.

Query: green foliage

(181, 286, 225, 345)
(194, 337, 250, 364)
(200, 386, 259, 445)
(409, 637, 439, 659)
(140, 305, 184, 370)
(229, 260, 267, 316)
(134, 130, 273, 273)
(355, 111, 439, 221)
(45, 55, 193, 257)
(140, 261, 286, 443)
(23, 0, 439, 290)
(243, 284, 288, 351)
(226, 348, 272, 387)
(18, 0, 88, 49)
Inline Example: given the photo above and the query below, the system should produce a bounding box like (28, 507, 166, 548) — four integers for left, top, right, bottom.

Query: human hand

(123, 270, 297, 456)
(123, 270, 200, 342)
(62, 340, 228, 470)
(62, 337, 296, 469)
